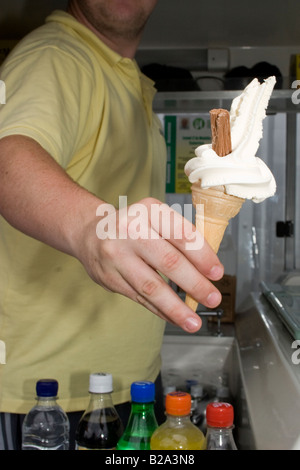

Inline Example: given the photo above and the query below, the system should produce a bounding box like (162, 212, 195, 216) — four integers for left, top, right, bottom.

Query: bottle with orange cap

(150, 391, 206, 450)
(206, 402, 237, 450)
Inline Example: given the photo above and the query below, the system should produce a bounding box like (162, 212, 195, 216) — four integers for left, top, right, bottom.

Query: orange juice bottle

(150, 391, 206, 450)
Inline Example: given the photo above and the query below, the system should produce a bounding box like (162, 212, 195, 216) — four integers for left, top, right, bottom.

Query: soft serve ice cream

(184, 77, 276, 312)
(184, 77, 276, 203)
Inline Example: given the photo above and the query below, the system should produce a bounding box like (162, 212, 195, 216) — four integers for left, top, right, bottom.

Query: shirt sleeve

(0, 42, 96, 168)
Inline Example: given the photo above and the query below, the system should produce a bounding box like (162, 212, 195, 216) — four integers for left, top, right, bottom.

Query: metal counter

(235, 292, 300, 450)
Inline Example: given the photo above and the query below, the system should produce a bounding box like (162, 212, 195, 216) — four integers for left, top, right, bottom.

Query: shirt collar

(46, 10, 122, 67)
(47, 10, 157, 124)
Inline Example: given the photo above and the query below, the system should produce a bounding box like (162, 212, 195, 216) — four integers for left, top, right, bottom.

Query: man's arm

(0, 134, 224, 333)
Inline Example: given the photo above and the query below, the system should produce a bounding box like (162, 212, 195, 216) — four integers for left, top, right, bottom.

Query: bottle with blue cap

(116, 381, 158, 450)
(22, 379, 69, 450)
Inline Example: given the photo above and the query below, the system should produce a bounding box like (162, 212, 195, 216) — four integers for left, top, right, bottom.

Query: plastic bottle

(117, 381, 158, 450)
(22, 378, 69, 450)
(150, 391, 206, 450)
(75, 373, 123, 450)
(206, 402, 237, 450)
(190, 383, 207, 429)
(215, 373, 232, 404)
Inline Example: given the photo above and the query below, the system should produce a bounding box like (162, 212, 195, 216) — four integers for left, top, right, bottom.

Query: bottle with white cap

(75, 373, 123, 450)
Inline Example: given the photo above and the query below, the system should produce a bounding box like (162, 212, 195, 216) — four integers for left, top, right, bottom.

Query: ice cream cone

(185, 183, 245, 312)
(184, 81, 277, 312)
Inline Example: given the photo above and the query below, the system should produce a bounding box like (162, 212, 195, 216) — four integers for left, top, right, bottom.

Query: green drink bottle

(117, 381, 158, 450)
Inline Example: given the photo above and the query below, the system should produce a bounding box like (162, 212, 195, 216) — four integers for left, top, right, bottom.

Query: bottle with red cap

(150, 391, 206, 450)
(206, 402, 237, 450)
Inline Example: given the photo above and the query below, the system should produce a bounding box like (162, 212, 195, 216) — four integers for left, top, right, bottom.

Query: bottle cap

(89, 373, 113, 393)
(206, 402, 234, 427)
(130, 381, 155, 403)
(165, 391, 191, 416)
(36, 379, 58, 397)
(190, 384, 204, 397)
(163, 385, 176, 395)
(186, 379, 198, 389)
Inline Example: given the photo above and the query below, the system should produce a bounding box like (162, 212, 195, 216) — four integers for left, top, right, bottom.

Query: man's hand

(75, 197, 224, 333)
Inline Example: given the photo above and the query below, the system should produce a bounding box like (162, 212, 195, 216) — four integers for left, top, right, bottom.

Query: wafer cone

(185, 109, 245, 311)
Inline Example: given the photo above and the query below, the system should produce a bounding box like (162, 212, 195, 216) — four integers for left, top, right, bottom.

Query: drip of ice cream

(184, 76, 277, 203)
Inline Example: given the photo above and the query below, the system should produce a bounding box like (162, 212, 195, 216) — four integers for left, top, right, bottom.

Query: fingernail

(184, 317, 201, 333)
(209, 265, 224, 280)
(207, 291, 222, 307)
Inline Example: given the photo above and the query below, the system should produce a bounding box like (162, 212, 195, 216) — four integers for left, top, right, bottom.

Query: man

(0, 0, 223, 449)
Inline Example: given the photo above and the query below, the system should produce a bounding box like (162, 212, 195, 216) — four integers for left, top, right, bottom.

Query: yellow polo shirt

(0, 11, 166, 413)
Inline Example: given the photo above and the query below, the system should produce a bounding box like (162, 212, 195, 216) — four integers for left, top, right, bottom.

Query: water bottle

(206, 402, 237, 450)
(190, 383, 206, 428)
(117, 381, 158, 450)
(22, 379, 69, 450)
(215, 372, 232, 403)
(75, 373, 123, 450)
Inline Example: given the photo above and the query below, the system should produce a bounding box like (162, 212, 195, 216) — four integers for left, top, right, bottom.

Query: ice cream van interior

(1, 0, 300, 450)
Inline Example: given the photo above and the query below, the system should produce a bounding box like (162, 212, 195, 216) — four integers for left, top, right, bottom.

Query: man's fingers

(117, 252, 217, 333)
(134, 238, 222, 310)
(147, 201, 224, 281)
